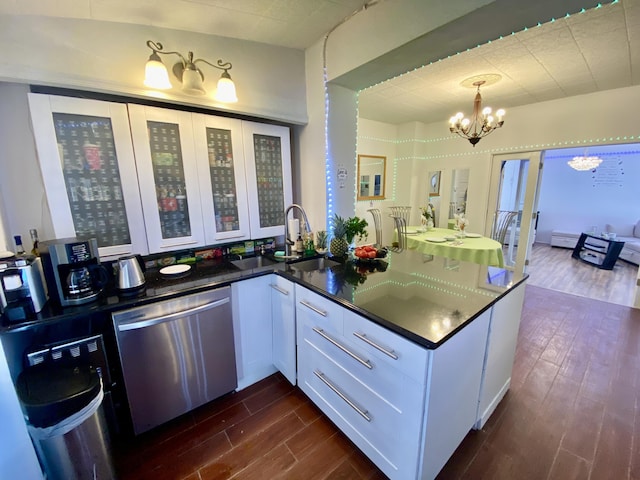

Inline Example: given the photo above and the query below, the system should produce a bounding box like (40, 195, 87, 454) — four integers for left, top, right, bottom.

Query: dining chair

(367, 208, 383, 246)
(491, 210, 519, 245)
(391, 215, 407, 252)
(389, 206, 411, 227)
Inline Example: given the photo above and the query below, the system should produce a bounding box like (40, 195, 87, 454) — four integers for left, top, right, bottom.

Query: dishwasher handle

(116, 297, 230, 332)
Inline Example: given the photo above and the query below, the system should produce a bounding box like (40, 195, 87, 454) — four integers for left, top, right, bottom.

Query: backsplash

(142, 237, 277, 270)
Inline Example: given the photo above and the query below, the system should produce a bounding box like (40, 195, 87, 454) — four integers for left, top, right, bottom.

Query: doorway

(487, 152, 543, 276)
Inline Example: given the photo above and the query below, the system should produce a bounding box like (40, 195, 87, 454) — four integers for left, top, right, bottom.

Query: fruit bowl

(353, 245, 388, 261)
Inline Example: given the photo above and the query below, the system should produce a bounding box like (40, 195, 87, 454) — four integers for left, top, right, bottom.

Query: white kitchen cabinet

(192, 114, 251, 244)
(296, 284, 428, 480)
(419, 309, 491, 480)
(231, 275, 276, 390)
(28, 94, 148, 260)
(128, 104, 205, 253)
(242, 121, 292, 239)
(270, 276, 296, 385)
(475, 282, 526, 429)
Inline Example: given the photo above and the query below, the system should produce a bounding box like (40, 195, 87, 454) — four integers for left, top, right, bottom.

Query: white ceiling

(2, 0, 638, 126)
(359, 0, 640, 125)
(0, 0, 370, 50)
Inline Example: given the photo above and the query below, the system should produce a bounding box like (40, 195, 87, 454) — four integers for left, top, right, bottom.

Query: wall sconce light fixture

(144, 40, 238, 103)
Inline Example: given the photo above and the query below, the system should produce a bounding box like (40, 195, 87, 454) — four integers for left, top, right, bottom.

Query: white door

(28, 94, 148, 259)
(128, 104, 205, 253)
(192, 114, 251, 244)
(486, 152, 543, 275)
(242, 121, 292, 239)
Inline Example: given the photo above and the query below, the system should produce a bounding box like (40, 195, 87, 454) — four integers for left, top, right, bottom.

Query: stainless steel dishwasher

(112, 287, 236, 435)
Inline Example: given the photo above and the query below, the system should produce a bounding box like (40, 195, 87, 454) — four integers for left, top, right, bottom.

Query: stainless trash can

(17, 364, 115, 480)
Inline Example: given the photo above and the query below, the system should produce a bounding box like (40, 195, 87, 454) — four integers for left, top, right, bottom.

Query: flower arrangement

(454, 213, 468, 231)
(420, 204, 434, 222)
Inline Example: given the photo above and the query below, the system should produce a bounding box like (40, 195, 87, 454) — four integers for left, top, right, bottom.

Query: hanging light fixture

(449, 75, 505, 147)
(567, 155, 602, 171)
(143, 40, 238, 103)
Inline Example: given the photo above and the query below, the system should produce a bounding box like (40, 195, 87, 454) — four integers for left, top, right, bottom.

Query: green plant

(344, 216, 368, 244)
(330, 214, 368, 257)
(315, 230, 328, 249)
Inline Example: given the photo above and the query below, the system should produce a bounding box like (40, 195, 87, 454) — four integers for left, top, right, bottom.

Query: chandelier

(567, 155, 602, 171)
(449, 79, 505, 147)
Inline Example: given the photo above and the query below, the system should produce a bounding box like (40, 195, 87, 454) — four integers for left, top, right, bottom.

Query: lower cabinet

(231, 275, 276, 390)
(296, 285, 428, 480)
(233, 278, 523, 479)
(232, 275, 296, 390)
(270, 276, 296, 385)
(475, 282, 526, 429)
(418, 309, 491, 480)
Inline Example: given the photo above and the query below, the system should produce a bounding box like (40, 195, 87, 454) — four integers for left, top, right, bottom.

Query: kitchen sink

(286, 256, 339, 272)
(230, 256, 279, 270)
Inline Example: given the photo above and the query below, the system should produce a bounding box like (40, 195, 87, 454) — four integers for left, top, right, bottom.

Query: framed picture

(357, 154, 386, 200)
(429, 171, 441, 196)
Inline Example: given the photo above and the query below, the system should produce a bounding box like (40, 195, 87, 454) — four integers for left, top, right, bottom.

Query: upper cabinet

(242, 121, 292, 239)
(128, 104, 205, 253)
(29, 94, 292, 257)
(192, 114, 251, 245)
(28, 93, 149, 259)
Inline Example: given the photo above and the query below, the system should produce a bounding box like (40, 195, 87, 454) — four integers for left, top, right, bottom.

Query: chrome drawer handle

(300, 300, 327, 317)
(353, 332, 399, 360)
(314, 371, 371, 422)
(270, 284, 289, 295)
(313, 327, 372, 369)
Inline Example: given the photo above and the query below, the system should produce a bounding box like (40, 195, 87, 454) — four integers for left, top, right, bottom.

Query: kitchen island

(1, 248, 526, 480)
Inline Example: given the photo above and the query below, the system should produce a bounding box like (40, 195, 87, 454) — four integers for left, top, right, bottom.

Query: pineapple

(330, 214, 349, 257)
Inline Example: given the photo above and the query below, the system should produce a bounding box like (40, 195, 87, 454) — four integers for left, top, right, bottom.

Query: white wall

(0, 15, 306, 124)
(355, 119, 397, 244)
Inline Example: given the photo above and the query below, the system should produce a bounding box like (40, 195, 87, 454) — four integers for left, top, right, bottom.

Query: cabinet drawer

(300, 320, 423, 412)
(298, 338, 423, 480)
(343, 310, 429, 385)
(295, 286, 343, 336)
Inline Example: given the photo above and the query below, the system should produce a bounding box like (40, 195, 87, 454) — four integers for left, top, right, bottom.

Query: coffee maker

(40, 238, 109, 307)
(0, 256, 48, 323)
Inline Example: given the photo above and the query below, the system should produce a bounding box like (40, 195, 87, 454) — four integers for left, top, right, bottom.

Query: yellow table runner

(403, 227, 504, 267)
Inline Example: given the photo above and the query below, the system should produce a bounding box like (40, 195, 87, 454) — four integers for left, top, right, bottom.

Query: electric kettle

(117, 255, 145, 292)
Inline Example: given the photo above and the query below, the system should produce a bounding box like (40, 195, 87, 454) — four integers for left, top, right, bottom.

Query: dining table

(402, 226, 505, 268)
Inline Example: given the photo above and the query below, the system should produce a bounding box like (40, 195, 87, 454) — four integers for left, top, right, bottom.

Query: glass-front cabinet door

(28, 94, 148, 259)
(128, 104, 205, 253)
(242, 121, 292, 239)
(192, 114, 251, 244)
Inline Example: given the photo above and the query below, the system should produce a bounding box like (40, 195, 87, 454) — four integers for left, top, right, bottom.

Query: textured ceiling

(1, 0, 637, 126)
(0, 0, 370, 50)
(358, 0, 640, 125)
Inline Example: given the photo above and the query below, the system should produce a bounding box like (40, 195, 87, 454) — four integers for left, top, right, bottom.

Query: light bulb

(214, 73, 238, 103)
(144, 57, 172, 89)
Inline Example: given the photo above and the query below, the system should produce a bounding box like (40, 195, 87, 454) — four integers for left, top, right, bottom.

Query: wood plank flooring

(114, 284, 640, 480)
(525, 243, 638, 307)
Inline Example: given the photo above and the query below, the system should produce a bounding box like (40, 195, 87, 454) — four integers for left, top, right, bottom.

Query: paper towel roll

(288, 219, 300, 242)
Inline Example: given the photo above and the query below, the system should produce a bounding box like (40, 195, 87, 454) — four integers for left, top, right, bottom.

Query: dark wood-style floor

(114, 284, 640, 479)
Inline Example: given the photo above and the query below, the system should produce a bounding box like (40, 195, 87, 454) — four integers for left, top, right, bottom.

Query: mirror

(449, 168, 469, 218)
(357, 154, 386, 200)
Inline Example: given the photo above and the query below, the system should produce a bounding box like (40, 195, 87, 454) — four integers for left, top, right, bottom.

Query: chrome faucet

(284, 204, 311, 257)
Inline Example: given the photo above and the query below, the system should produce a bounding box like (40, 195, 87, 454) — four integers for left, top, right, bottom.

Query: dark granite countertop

(1, 250, 526, 348)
